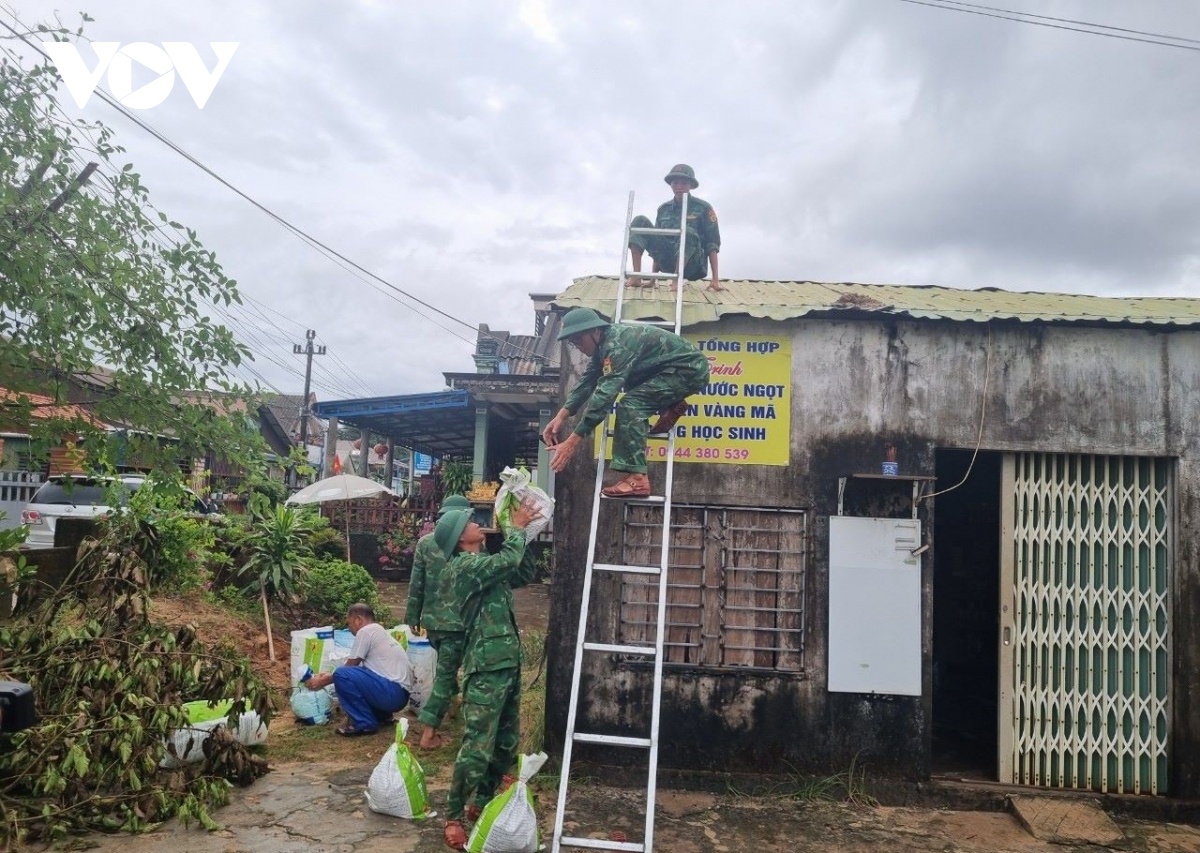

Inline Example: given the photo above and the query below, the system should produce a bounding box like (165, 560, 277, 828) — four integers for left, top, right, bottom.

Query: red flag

(331, 454, 343, 474)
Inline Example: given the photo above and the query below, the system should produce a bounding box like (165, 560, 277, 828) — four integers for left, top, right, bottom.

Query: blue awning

(313, 391, 477, 458)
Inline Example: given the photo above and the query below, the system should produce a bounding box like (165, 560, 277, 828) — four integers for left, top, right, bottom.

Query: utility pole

(292, 329, 326, 484)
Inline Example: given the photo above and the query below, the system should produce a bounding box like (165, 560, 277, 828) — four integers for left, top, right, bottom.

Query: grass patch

(520, 628, 548, 755)
(727, 755, 878, 807)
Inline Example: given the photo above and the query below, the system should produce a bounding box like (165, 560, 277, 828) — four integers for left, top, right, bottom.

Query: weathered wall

(546, 315, 1200, 795)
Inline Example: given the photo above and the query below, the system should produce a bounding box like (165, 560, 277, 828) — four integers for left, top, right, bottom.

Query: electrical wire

(890, 0, 1200, 52)
(0, 12, 550, 365)
(921, 323, 992, 502)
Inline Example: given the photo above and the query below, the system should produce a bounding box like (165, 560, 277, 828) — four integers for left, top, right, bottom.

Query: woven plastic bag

(160, 699, 268, 768)
(290, 683, 333, 725)
(494, 467, 554, 539)
(366, 719, 435, 819)
(466, 751, 547, 853)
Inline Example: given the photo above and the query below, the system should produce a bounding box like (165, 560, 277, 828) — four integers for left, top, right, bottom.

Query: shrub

(292, 557, 393, 627)
(308, 524, 347, 561)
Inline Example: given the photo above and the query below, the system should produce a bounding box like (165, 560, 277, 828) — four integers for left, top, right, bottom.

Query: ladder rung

(629, 226, 681, 236)
(583, 642, 658, 657)
(603, 426, 671, 438)
(573, 732, 652, 748)
(560, 836, 644, 852)
(622, 271, 678, 280)
(601, 493, 664, 503)
(593, 562, 661, 576)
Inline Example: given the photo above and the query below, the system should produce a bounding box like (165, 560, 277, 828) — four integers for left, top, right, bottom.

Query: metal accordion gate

(1000, 453, 1171, 794)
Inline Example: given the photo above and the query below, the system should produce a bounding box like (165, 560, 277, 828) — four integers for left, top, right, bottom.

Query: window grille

(618, 503, 808, 672)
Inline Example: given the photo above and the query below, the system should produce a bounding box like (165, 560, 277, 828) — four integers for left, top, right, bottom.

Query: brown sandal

(444, 820, 467, 850)
(648, 398, 691, 435)
(601, 474, 651, 499)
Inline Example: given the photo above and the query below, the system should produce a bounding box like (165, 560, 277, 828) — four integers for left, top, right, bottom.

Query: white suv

(20, 475, 215, 549)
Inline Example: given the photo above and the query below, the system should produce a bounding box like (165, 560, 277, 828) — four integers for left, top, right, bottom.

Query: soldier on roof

(627, 163, 723, 292)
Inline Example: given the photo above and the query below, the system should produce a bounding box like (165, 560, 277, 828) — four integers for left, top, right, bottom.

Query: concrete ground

(78, 760, 1200, 853)
(67, 581, 1200, 852)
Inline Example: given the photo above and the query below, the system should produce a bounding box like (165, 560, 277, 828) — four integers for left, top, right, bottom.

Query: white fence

(0, 471, 44, 529)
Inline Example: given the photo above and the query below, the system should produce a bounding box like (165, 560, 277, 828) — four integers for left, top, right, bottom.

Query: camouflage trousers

(629, 214, 709, 280)
(447, 667, 521, 820)
(416, 630, 466, 729)
(612, 361, 710, 473)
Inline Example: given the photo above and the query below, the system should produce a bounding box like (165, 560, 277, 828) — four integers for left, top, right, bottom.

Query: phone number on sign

(645, 446, 751, 460)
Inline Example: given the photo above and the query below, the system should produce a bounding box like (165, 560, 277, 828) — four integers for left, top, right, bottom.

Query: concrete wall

(546, 315, 1200, 795)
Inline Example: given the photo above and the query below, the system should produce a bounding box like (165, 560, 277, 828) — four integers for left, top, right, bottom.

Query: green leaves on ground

(0, 509, 272, 845)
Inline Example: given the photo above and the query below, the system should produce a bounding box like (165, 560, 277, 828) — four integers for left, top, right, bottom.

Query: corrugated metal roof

(553, 276, 1200, 329)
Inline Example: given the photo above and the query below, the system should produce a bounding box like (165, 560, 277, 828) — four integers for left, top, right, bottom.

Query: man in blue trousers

(305, 602, 413, 736)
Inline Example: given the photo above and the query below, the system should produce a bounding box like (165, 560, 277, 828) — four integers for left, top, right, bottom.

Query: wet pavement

(65, 581, 1200, 852)
(76, 760, 1200, 853)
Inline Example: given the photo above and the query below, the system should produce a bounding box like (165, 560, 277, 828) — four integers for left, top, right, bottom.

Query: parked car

(19, 474, 216, 549)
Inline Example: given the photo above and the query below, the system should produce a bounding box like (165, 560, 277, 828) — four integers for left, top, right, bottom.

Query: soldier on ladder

(551, 180, 707, 853)
(543, 307, 709, 498)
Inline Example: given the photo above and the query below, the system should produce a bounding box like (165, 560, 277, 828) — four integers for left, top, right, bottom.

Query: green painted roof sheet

(553, 276, 1200, 329)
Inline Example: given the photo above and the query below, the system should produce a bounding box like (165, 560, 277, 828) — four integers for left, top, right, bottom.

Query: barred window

(618, 504, 808, 672)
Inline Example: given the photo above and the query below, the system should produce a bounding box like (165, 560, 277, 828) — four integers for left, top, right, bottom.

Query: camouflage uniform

(629, 194, 721, 281)
(445, 527, 537, 820)
(563, 323, 710, 473)
(405, 533, 466, 730)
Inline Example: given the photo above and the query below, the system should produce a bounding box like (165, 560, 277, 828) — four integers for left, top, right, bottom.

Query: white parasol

(286, 473, 394, 505)
(286, 474, 395, 561)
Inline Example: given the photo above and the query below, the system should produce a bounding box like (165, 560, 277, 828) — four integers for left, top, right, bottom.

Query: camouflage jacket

(656, 194, 721, 256)
(404, 533, 464, 633)
(447, 528, 536, 674)
(564, 323, 709, 437)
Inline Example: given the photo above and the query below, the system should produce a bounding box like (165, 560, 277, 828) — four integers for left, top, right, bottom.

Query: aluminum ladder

(551, 191, 691, 853)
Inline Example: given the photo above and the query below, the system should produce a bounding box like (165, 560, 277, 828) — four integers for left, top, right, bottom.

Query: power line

(890, 0, 1200, 52)
(0, 11, 556, 366)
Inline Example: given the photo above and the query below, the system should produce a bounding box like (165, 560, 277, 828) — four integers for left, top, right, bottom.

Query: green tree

(0, 16, 262, 470)
(237, 504, 316, 660)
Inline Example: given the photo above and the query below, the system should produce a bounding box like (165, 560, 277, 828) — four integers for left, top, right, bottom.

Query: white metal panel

(828, 516, 922, 695)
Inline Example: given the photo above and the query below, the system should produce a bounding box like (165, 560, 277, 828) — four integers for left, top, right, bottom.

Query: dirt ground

(118, 579, 1200, 853)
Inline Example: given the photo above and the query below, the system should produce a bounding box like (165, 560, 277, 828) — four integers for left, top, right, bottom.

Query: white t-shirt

(349, 622, 413, 690)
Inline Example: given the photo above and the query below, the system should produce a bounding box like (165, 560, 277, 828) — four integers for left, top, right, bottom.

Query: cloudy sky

(6, 1, 1200, 399)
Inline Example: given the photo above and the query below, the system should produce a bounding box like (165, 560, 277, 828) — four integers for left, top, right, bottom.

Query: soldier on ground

(434, 499, 541, 850)
(404, 493, 473, 751)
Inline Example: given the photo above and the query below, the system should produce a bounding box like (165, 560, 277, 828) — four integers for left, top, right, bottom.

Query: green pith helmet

(663, 163, 698, 189)
(557, 307, 611, 341)
(437, 494, 471, 517)
(434, 509, 471, 559)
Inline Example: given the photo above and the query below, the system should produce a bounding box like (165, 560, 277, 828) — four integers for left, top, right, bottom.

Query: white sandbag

(160, 699, 268, 768)
(289, 626, 334, 684)
(466, 751, 547, 853)
(290, 684, 334, 725)
(405, 636, 437, 714)
(495, 467, 554, 539)
(365, 719, 435, 819)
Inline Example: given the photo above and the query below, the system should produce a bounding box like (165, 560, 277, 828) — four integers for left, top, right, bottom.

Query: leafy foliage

(290, 558, 393, 627)
(237, 505, 316, 603)
(0, 17, 263, 471)
(0, 507, 272, 844)
(375, 516, 424, 572)
(439, 459, 473, 496)
(307, 523, 347, 562)
(126, 473, 218, 593)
